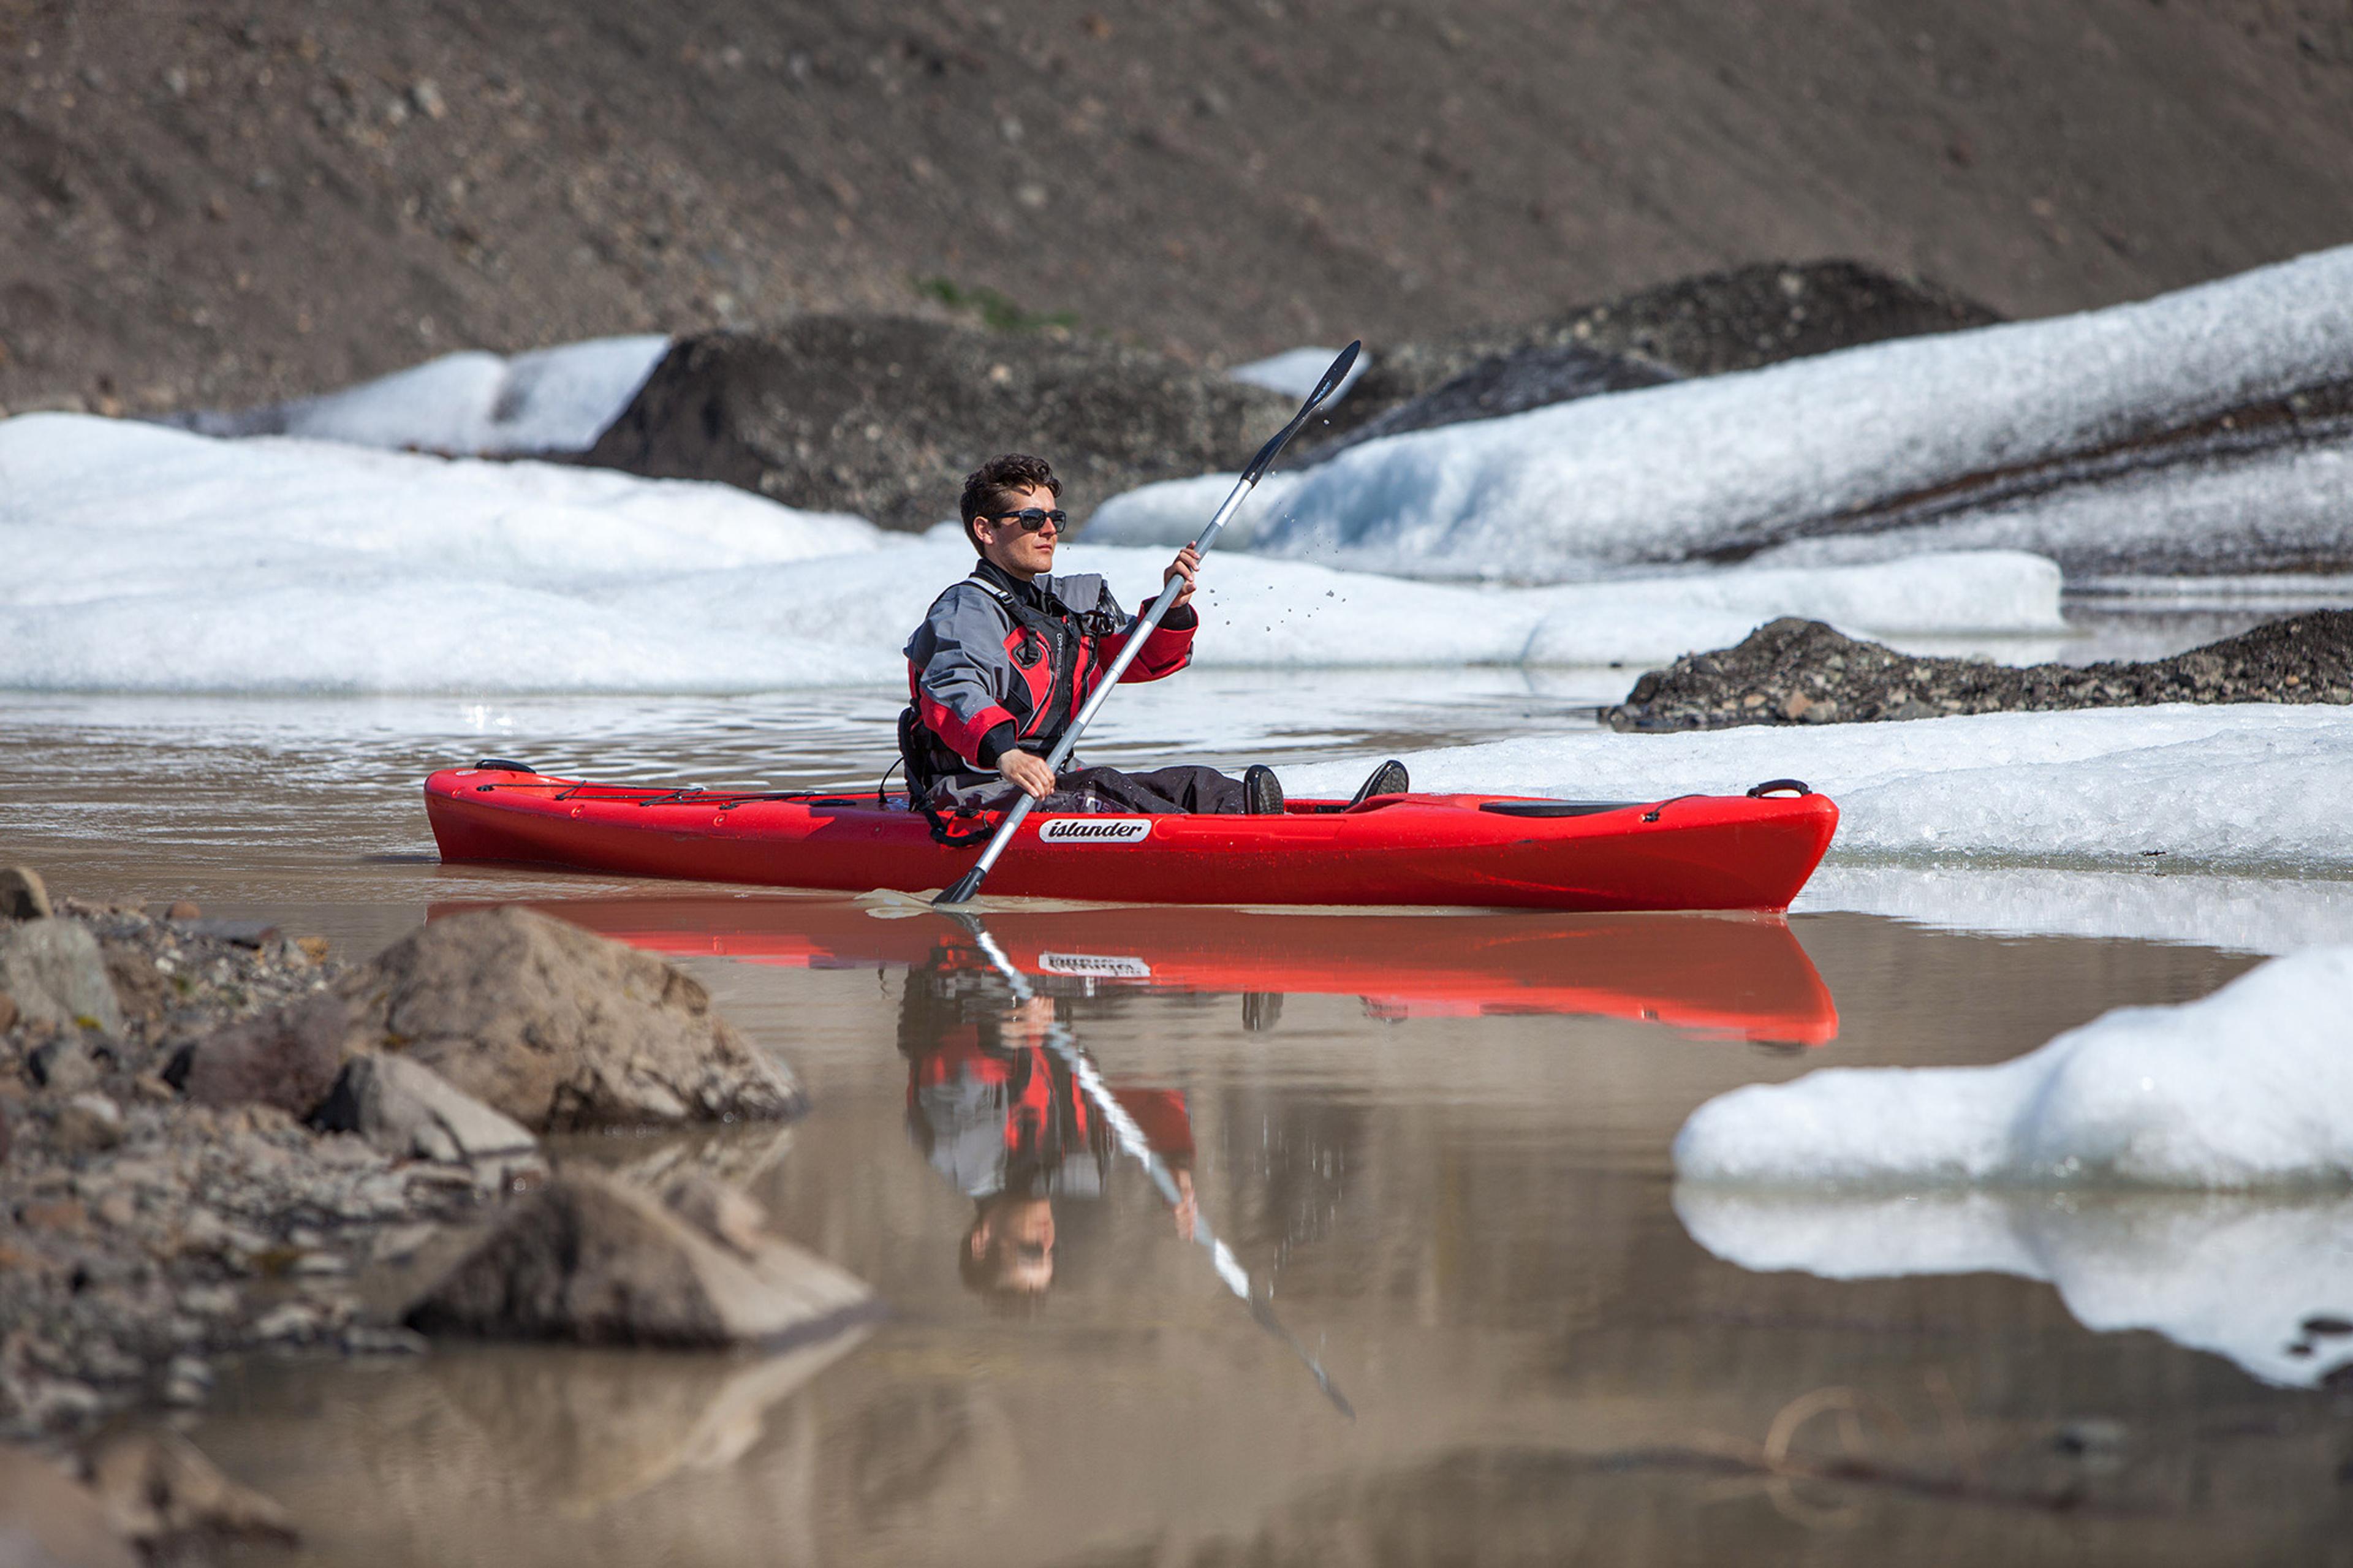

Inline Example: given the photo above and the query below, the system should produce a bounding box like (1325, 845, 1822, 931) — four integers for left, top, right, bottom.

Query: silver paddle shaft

(956, 920, 1356, 1418)
(960, 923, 1252, 1293)
(948, 471, 1259, 890)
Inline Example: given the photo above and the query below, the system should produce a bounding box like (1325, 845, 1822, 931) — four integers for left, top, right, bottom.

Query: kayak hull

(425, 767, 1838, 913)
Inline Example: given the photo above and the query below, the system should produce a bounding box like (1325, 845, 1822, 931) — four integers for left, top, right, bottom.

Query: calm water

(4, 641, 2349, 1566)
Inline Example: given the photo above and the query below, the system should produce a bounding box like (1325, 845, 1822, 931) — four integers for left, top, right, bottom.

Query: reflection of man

(897, 936, 1194, 1295)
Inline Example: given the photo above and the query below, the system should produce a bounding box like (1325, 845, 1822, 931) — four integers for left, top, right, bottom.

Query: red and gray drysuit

(899, 558, 1248, 817)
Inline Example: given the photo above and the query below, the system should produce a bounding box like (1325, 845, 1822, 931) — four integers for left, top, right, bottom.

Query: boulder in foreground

(339, 906, 803, 1131)
(1604, 612, 2353, 732)
(404, 1167, 874, 1348)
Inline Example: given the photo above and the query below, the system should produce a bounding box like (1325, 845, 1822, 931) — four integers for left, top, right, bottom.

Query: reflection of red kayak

(453, 897, 1839, 1046)
(424, 767, 1837, 914)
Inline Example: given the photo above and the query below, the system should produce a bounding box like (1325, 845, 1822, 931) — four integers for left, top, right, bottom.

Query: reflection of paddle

(934, 342, 1362, 907)
(953, 914, 1357, 1420)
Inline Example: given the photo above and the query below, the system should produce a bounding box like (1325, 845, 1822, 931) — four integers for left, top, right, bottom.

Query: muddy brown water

(4, 675, 2349, 1566)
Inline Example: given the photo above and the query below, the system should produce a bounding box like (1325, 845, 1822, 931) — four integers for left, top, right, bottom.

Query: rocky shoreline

(0, 874, 863, 1562)
(1602, 611, 2353, 732)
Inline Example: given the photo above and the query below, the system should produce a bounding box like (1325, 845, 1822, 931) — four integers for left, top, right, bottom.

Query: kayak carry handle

(473, 757, 536, 773)
(1746, 779, 1813, 798)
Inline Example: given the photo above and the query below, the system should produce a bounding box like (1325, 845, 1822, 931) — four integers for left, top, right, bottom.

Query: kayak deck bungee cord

(425, 763, 1838, 912)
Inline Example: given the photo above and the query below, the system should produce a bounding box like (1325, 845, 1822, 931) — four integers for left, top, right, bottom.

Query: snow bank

(0, 414, 887, 693)
(1674, 947, 2353, 1188)
(1100, 246, 2353, 578)
(161, 336, 670, 456)
(1675, 1187, 2353, 1388)
(1226, 347, 1368, 403)
(0, 415, 2064, 694)
(1803, 865, 2353, 956)
(1281, 705, 2353, 874)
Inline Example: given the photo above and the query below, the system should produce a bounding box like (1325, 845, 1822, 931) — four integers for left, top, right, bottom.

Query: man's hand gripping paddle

(932, 341, 1361, 907)
(952, 915, 1357, 1418)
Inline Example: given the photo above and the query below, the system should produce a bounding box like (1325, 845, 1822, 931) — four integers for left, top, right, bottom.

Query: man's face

(972, 1197, 1056, 1292)
(975, 483, 1062, 579)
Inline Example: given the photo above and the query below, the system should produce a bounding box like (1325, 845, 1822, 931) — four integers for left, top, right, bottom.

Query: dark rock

(0, 868, 53, 922)
(580, 320, 1293, 532)
(1300, 260, 1999, 459)
(164, 992, 349, 1116)
(0, 922, 124, 1035)
(1604, 612, 2353, 732)
(164, 901, 200, 921)
(339, 907, 803, 1132)
(81, 1427, 297, 1553)
(0, 991, 15, 1033)
(404, 1167, 874, 1348)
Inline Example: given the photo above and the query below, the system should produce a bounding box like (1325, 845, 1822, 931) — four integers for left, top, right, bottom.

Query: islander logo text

(1037, 818, 1154, 844)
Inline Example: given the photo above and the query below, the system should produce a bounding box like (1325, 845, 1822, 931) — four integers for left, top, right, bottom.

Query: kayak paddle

(933, 340, 1362, 906)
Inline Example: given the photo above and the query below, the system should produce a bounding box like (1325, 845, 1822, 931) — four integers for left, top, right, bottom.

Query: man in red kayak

(900, 453, 1406, 820)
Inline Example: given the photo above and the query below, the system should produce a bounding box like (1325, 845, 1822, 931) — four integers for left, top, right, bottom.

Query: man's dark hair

(960, 454, 1062, 551)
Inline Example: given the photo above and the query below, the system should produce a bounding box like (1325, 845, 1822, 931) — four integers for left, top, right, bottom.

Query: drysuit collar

(972, 557, 1069, 615)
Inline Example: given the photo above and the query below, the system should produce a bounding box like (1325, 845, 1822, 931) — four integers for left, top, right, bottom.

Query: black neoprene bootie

(1347, 759, 1409, 807)
(1243, 765, 1285, 816)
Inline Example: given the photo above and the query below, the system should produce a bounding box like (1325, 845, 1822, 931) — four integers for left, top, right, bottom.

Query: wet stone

(1604, 612, 2353, 732)
(0, 866, 53, 921)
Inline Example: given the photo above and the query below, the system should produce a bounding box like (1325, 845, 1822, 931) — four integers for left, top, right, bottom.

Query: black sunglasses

(985, 508, 1067, 532)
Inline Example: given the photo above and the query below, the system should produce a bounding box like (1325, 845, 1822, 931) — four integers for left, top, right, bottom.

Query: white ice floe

(161, 336, 670, 456)
(1226, 347, 1368, 404)
(1676, 1187, 2353, 1388)
(1675, 947, 2353, 1189)
(1802, 865, 2353, 955)
(1672, 948, 2353, 1384)
(1281, 705, 2353, 874)
(1096, 246, 2353, 578)
(0, 414, 2066, 694)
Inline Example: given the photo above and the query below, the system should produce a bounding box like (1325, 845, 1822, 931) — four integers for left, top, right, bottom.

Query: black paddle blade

(1305, 339, 1362, 410)
(1240, 339, 1363, 483)
(933, 868, 985, 907)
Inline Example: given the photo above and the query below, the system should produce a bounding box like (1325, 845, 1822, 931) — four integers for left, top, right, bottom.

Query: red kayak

(449, 896, 1840, 1045)
(425, 764, 1836, 912)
